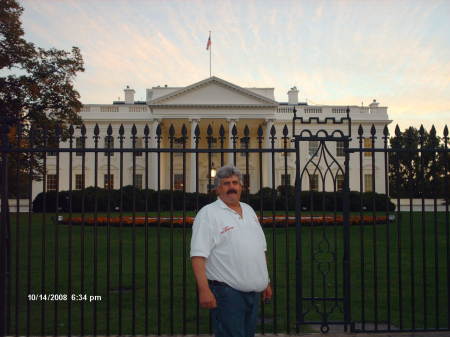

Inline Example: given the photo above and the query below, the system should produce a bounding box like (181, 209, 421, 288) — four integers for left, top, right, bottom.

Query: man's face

(216, 175, 242, 205)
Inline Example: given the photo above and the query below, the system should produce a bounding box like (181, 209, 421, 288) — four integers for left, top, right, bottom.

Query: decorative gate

(293, 110, 352, 333)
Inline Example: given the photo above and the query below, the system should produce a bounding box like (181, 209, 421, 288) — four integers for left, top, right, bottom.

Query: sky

(19, 0, 450, 133)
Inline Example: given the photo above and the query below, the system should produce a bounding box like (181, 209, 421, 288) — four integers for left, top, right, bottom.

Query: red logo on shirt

(220, 226, 234, 234)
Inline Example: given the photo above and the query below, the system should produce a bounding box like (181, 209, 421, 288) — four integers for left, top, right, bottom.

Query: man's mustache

(227, 189, 238, 194)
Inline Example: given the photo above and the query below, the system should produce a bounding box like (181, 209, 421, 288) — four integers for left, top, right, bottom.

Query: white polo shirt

(190, 197, 269, 292)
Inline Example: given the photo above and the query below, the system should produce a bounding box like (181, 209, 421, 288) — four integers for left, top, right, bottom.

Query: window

(364, 174, 373, 192)
(207, 137, 219, 160)
(104, 136, 114, 156)
(364, 138, 372, 157)
(309, 174, 319, 191)
(243, 173, 250, 190)
(75, 174, 84, 190)
(309, 140, 319, 157)
(76, 137, 84, 156)
(104, 174, 114, 189)
(47, 174, 57, 191)
(134, 137, 143, 157)
(48, 138, 59, 156)
(336, 141, 345, 157)
(281, 139, 291, 157)
(174, 174, 184, 190)
(281, 174, 291, 186)
(173, 138, 184, 157)
(240, 138, 249, 157)
(133, 174, 143, 189)
(336, 174, 344, 191)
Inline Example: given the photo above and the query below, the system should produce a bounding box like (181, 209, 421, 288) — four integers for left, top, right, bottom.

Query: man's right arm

(191, 256, 217, 308)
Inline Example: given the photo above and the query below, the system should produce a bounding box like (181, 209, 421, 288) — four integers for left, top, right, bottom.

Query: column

(227, 118, 237, 165)
(189, 118, 199, 193)
(264, 118, 274, 188)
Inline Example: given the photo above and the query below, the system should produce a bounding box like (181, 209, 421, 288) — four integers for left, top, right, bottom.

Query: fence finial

(194, 124, 200, 138)
(283, 124, 288, 137)
(430, 124, 436, 136)
(244, 125, 249, 137)
(257, 125, 263, 139)
(270, 125, 276, 137)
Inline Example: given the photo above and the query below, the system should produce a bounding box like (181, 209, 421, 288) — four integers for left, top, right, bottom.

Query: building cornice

(149, 104, 277, 109)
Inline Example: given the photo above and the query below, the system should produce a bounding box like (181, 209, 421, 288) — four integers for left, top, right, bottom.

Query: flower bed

(60, 215, 388, 227)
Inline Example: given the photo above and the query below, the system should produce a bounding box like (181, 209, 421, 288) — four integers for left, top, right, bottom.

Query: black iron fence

(0, 118, 449, 336)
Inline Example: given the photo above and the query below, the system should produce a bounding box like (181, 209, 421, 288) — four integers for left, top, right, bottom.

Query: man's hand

(199, 287, 217, 308)
(262, 283, 272, 303)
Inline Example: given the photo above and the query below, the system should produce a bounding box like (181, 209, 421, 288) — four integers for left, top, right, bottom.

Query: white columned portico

(264, 118, 274, 188)
(149, 118, 160, 190)
(227, 118, 237, 165)
(189, 118, 200, 192)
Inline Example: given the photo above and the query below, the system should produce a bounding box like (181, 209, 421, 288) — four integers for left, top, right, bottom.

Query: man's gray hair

(214, 165, 243, 188)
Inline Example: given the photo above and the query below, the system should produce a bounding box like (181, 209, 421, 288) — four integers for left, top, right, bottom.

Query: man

(190, 165, 272, 337)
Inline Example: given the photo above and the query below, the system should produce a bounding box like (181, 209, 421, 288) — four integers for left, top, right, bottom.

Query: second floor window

(134, 137, 143, 157)
(76, 137, 84, 156)
(240, 138, 249, 157)
(336, 141, 344, 157)
(309, 141, 319, 157)
(281, 139, 291, 157)
(104, 136, 114, 156)
(364, 138, 373, 157)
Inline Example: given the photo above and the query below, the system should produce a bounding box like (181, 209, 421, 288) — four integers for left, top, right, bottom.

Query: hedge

(33, 185, 395, 213)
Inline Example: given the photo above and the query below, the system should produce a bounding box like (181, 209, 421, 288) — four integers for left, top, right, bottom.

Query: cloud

(18, 0, 450, 130)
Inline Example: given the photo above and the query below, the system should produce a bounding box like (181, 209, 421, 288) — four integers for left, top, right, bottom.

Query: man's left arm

(263, 253, 273, 301)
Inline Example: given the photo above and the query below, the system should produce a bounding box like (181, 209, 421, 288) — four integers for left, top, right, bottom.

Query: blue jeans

(210, 283, 260, 337)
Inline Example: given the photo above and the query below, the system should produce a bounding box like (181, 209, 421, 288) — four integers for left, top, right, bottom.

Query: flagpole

(209, 31, 212, 77)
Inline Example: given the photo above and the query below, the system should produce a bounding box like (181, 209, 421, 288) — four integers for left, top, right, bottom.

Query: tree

(1, 0, 84, 128)
(1, 0, 85, 193)
(1, 3, 85, 317)
(389, 125, 449, 201)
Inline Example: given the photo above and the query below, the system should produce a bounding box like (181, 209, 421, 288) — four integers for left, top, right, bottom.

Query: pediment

(150, 77, 277, 106)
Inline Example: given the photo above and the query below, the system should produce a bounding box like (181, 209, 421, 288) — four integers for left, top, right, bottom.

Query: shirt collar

(216, 196, 241, 210)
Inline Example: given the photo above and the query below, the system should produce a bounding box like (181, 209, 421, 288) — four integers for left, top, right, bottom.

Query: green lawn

(5, 211, 449, 335)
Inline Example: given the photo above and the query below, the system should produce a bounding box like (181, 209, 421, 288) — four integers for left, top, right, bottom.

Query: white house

(32, 76, 391, 200)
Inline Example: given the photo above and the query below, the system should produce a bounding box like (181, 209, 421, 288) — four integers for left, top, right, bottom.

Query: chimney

(369, 99, 379, 108)
(288, 86, 299, 105)
(124, 85, 135, 104)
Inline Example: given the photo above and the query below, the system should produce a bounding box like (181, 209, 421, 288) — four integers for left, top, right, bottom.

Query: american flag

(206, 35, 211, 50)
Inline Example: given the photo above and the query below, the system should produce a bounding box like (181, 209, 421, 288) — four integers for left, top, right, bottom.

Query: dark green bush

(33, 185, 395, 212)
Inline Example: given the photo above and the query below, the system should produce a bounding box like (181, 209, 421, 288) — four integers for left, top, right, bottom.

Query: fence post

(343, 137, 351, 332)
(0, 122, 10, 337)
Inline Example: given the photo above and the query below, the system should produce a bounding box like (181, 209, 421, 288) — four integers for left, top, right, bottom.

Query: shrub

(33, 185, 395, 213)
